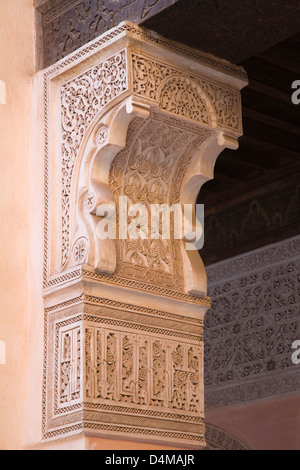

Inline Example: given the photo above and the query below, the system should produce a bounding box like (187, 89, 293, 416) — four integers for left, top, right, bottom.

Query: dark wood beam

(243, 107, 300, 137)
(242, 56, 298, 92)
(242, 129, 300, 160)
(200, 163, 300, 210)
(220, 148, 274, 171)
(247, 80, 293, 105)
(257, 43, 300, 74)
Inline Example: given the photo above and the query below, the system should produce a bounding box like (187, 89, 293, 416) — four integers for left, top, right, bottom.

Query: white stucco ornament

(42, 22, 247, 447)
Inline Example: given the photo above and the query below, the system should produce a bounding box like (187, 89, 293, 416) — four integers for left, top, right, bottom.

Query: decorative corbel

(42, 22, 247, 448)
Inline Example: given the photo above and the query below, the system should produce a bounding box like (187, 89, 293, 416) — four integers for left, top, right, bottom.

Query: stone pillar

(42, 22, 247, 448)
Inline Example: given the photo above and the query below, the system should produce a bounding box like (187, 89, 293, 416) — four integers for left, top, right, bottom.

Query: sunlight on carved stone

(0, 80, 6, 105)
(0, 340, 6, 364)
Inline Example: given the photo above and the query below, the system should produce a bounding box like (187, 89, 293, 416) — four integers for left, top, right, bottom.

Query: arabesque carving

(205, 236, 300, 410)
(42, 22, 247, 447)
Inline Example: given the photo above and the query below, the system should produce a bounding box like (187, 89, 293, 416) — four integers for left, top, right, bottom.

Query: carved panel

(61, 50, 128, 266)
(131, 53, 242, 133)
(43, 24, 245, 289)
(44, 297, 205, 446)
(205, 236, 300, 409)
(201, 178, 300, 265)
(109, 113, 212, 292)
(59, 326, 81, 404)
(84, 326, 203, 412)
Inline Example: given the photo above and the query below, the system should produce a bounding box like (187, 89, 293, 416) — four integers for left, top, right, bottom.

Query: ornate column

(42, 22, 247, 448)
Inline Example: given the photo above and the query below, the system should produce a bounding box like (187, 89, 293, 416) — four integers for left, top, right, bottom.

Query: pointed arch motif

(159, 76, 217, 127)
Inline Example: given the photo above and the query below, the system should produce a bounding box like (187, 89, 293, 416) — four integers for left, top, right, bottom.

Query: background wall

(205, 235, 300, 450)
(0, 0, 35, 450)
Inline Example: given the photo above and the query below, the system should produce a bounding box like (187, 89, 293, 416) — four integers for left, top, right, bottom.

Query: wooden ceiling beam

(246, 79, 293, 105)
(242, 133, 300, 162)
(243, 107, 300, 137)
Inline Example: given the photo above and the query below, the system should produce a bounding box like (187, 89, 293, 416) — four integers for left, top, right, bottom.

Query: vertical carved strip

(85, 328, 93, 398)
(151, 340, 167, 407)
(121, 334, 135, 403)
(60, 332, 71, 404)
(59, 327, 81, 404)
(106, 332, 118, 401)
(96, 329, 102, 398)
(187, 346, 201, 412)
(137, 336, 150, 405)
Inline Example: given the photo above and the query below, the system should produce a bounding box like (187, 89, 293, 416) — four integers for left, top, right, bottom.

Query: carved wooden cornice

(34, 0, 181, 67)
(35, 0, 300, 68)
(41, 22, 247, 447)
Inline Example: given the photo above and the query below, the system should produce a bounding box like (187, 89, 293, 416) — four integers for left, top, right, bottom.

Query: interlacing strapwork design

(160, 79, 211, 125)
(205, 236, 300, 409)
(83, 327, 203, 412)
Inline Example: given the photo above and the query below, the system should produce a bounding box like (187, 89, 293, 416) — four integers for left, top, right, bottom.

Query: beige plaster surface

(206, 393, 300, 450)
(25, 434, 186, 451)
(0, 0, 35, 450)
(84, 438, 186, 451)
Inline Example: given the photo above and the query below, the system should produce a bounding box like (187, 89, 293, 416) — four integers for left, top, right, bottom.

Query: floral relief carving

(106, 332, 117, 400)
(131, 53, 241, 132)
(152, 341, 167, 405)
(60, 51, 127, 267)
(138, 339, 149, 405)
(109, 113, 212, 292)
(84, 192, 97, 212)
(42, 23, 246, 445)
(95, 126, 109, 146)
(160, 78, 212, 125)
(72, 237, 88, 264)
(122, 335, 135, 400)
(43, 25, 245, 287)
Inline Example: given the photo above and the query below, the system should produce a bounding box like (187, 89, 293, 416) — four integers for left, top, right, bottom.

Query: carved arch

(61, 75, 242, 295)
(67, 98, 222, 295)
(68, 97, 149, 274)
(205, 424, 250, 451)
(42, 22, 247, 447)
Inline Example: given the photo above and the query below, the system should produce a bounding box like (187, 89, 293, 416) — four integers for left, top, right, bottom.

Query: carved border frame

(43, 296, 206, 445)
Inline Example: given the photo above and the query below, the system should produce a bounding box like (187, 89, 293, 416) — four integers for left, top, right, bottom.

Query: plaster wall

(206, 393, 300, 450)
(0, 0, 35, 450)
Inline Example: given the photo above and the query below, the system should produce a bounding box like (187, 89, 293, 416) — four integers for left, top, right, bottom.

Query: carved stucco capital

(42, 22, 247, 447)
